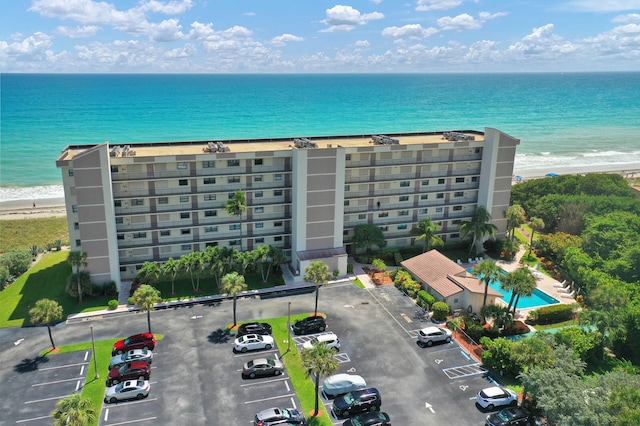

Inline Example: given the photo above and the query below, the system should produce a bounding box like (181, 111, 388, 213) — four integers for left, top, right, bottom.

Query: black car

(291, 315, 326, 335)
(254, 407, 307, 426)
(332, 388, 381, 418)
(238, 322, 273, 336)
(486, 407, 532, 426)
(343, 411, 391, 426)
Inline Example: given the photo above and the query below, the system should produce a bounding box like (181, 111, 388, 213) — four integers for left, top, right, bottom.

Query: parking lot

(1, 282, 498, 425)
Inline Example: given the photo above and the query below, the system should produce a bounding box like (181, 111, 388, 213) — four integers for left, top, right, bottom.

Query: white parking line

(104, 397, 158, 408)
(84, 351, 90, 361)
(233, 349, 278, 358)
(25, 394, 71, 404)
(15, 415, 51, 423)
(104, 417, 157, 425)
(38, 362, 88, 371)
(244, 393, 295, 404)
(105, 408, 110, 422)
(240, 377, 289, 387)
(32, 377, 85, 387)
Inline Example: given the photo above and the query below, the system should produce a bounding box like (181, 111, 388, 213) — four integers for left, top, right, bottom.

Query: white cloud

(147, 19, 184, 42)
(612, 13, 640, 24)
(382, 24, 439, 39)
(508, 24, 578, 58)
(54, 25, 100, 38)
(567, 0, 640, 12)
(271, 34, 304, 46)
(438, 13, 482, 31)
(321, 5, 384, 32)
(478, 11, 509, 21)
(29, 0, 144, 26)
(0, 32, 53, 56)
(416, 0, 463, 12)
(354, 40, 370, 47)
(138, 0, 193, 15)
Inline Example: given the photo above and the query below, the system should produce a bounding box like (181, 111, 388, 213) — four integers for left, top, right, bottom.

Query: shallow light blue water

(488, 281, 559, 309)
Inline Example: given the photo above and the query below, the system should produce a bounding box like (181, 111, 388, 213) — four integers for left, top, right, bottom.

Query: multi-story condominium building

(56, 128, 519, 291)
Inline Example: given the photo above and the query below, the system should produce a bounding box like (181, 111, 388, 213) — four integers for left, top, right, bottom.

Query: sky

(1, 0, 639, 73)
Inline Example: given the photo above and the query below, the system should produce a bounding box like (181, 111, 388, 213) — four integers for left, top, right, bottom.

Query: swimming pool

(469, 269, 560, 309)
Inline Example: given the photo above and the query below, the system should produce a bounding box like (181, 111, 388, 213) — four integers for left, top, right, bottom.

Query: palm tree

(161, 257, 180, 295)
(225, 190, 247, 251)
(508, 267, 537, 315)
(29, 299, 63, 349)
(471, 260, 502, 320)
(505, 204, 526, 239)
(67, 251, 88, 303)
(221, 272, 248, 326)
(304, 261, 330, 316)
(301, 343, 339, 417)
(410, 216, 443, 253)
(528, 217, 545, 255)
(191, 251, 206, 292)
(51, 393, 97, 426)
(138, 261, 161, 286)
(459, 205, 497, 255)
(131, 284, 161, 334)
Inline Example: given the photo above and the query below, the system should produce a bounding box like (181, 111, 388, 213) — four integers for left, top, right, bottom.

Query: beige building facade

(56, 128, 519, 290)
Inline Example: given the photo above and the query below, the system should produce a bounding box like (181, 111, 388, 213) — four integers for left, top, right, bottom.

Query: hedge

(417, 290, 436, 309)
(432, 301, 449, 321)
(527, 303, 576, 325)
(393, 252, 404, 266)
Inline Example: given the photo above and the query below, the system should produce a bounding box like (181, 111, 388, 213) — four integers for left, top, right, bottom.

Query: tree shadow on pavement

(208, 328, 232, 344)
(14, 355, 50, 373)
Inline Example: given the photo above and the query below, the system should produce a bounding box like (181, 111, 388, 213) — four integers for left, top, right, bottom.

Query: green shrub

(393, 251, 403, 266)
(432, 301, 449, 321)
(464, 319, 485, 343)
(0, 249, 32, 276)
(346, 263, 354, 274)
(528, 303, 576, 324)
(417, 290, 436, 309)
(65, 271, 94, 298)
(107, 299, 118, 310)
(127, 296, 135, 305)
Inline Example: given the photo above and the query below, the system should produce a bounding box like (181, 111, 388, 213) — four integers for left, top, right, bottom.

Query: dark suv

(238, 322, 273, 336)
(291, 316, 326, 335)
(332, 388, 381, 418)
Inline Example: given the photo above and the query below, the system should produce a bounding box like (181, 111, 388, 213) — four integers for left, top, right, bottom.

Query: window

(117, 234, 124, 240)
(178, 162, 188, 170)
(435, 207, 443, 213)
(255, 207, 264, 213)
(274, 174, 282, 181)
(421, 194, 428, 200)
(160, 230, 171, 236)
(204, 194, 216, 201)
(204, 210, 216, 217)
(132, 199, 144, 206)
(399, 210, 409, 216)
(438, 178, 445, 184)
(204, 226, 218, 233)
(453, 206, 462, 211)
(254, 159, 263, 165)
(204, 177, 216, 184)
(451, 233, 460, 238)
(455, 177, 465, 183)
(343, 230, 349, 235)
(114, 218, 122, 225)
(203, 161, 215, 168)
(111, 165, 119, 173)
(72, 205, 78, 213)
(398, 224, 408, 230)
(475, 148, 481, 154)
(254, 175, 263, 182)
(344, 200, 350, 206)
(255, 222, 264, 229)
(379, 226, 388, 232)
(399, 195, 409, 202)
(179, 179, 188, 186)
(181, 244, 191, 251)
(230, 224, 241, 231)
(346, 154, 351, 161)
(358, 214, 366, 220)
(158, 197, 168, 204)
(454, 191, 464, 197)
(255, 237, 265, 243)
(345, 185, 350, 191)
(114, 201, 121, 207)
(120, 266, 127, 272)
(437, 193, 444, 199)
(206, 242, 218, 247)
(75, 239, 81, 247)
(400, 181, 410, 187)
(471, 176, 478, 182)
(421, 180, 429, 186)
(228, 176, 240, 184)
(180, 212, 190, 219)
(229, 239, 241, 246)
(274, 221, 282, 227)
(452, 219, 461, 225)
(255, 191, 263, 198)
(227, 160, 240, 167)
(133, 232, 147, 238)
(68, 169, 74, 176)
(181, 229, 191, 235)
(378, 212, 388, 218)
(228, 193, 235, 199)
(420, 208, 428, 214)
(274, 190, 282, 196)
(274, 236, 282, 241)
(180, 196, 189, 203)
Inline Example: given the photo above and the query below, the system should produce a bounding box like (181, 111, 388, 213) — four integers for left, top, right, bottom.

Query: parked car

(243, 357, 284, 378)
(302, 332, 340, 351)
(291, 315, 326, 335)
(107, 361, 151, 386)
(108, 349, 153, 370)
(254, 407, 307, 426)
(332, 388, 381, 418)
(476, 386, 518, 410)
(234, 334, 275, 353)
(486, 407, 532, 426)
(237, 322, 273, 336)
(112, 333, 156, 356)
(104, 379, 150, 404)
(342, 412, 391, 426)
(323, 374, 367, 399)
(417, 326, 452, 347)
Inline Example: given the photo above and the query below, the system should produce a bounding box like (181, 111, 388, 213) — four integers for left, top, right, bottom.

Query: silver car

(104, 380, 150, 403)
(108, 349, 153, 370)
(243, 357, 284, 378)
(417, 326, 452, 347)
(234, 334, 275, 353)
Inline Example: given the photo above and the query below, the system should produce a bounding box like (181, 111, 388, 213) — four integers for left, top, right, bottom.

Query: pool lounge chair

(468, 258, 474, 264)
(456, 259, 463, 265)
(561, 291, 575, 299)
(557, 286, 572, 293)
(553, 280, 567, 288)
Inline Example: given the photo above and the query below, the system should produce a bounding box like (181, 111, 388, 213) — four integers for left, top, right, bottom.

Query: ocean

(2, 73, 640, 202)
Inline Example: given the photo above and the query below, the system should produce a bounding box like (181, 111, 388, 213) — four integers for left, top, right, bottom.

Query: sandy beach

(0, 197, 67, 220)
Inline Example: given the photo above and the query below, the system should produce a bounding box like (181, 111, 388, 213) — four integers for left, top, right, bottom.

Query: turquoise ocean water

(2, 73, 640, 202)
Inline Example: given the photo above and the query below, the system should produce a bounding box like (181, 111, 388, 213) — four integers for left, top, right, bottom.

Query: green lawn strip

(352, 279, 365, 289)
(0, 216, 69, 252)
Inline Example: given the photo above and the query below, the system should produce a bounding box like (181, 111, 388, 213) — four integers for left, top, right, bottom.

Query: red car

(107, 361, 151, 386)
(112, 333, 156, 356)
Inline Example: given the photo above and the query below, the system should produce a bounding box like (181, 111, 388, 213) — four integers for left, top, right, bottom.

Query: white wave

(582, 150, 631, 158)
(514, 150, 640, 176)
(0, 185, 64, 202)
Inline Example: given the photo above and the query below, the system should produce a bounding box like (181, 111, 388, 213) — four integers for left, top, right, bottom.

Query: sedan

(108, 349, 153, 370)
(323, 374, 367, 398)
(243, 357, 284, 378)
(107, 361, 151, 386)
(254, 407, 307, 426)
(343, 412, 391, 426)
(104, 380, 150, 404)
(486, 407, 532, 426)
(237, 322, 273, 336)
(112, 333, 156, 356)
(234, 334, 275, 353)
(476, 386, 518, 410)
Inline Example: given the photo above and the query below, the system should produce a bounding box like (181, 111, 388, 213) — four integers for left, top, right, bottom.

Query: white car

(476, 386, 518, 410)
(104, 380, 150, 403)
(417, 326, 452, 347)
(234, 333, 275, 353)
(302, 332, 340, 351)
(108, 349, 153, 370)
(322, 373, 366, 398)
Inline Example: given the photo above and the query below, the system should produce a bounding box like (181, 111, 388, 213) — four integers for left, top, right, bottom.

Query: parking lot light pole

(90, 326, 99, 379)
(287, 302, 291, 352)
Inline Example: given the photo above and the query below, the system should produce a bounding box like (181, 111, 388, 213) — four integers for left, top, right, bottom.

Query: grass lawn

(0, 216, 69, 253)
